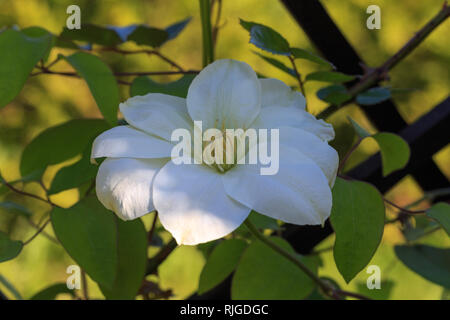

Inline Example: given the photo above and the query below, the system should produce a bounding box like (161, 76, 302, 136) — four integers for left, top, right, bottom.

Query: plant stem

(199, 0, 214, 66)
(337, 138, 362, 174)
(288, 55, 307, 109)
(145, 238, 177, 275)
(23, 217, 51, 245)
(317, 3, 450, 119)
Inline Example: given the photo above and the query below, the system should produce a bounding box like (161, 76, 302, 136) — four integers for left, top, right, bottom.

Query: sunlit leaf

(395, 245, 450, 288)
(0, 29, 52, 108)
(30, 283, 75, 300)
(20, 119, 109, 180)
(305, 71, 354, 83)
(330, 178, 385, 283)
(100, 218, 147, 300)
(51, 196, 118, 288)
(64, 52, 119, 125)
(426, 203, 450, 236)
(232, 237, 317, 299)
(372, 132, 410, 176)
(240, 19, 290, 55)
(0, 231, 23, 263)
(356, 87, 391, 105)
(198, 239, 247, 294)
(130, 74, 195, 98)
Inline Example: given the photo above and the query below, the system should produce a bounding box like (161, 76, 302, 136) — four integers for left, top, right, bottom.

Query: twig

(338, 138, 362, 173)
(244, 220, 371, 300)
(317, 3, 450, 119)
(1, 174, 58, 208)
(384, 198, 426, 215)
(211, 0, 223, 48)
(26, 219, 59, 244)
(288, 55, 307, 109)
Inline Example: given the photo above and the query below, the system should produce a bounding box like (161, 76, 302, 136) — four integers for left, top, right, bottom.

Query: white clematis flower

(91, 59, 339, 245)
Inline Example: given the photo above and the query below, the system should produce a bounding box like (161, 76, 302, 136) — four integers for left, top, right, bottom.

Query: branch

(97, 47, 184, 71)
(317, 3, 450, 119)
(288, 55, 307, 109)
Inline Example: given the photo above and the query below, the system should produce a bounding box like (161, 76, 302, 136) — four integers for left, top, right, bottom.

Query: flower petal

(222, 146, 332, 225)
(91, 126, 174, 160)
(96, 158, 167, 221)
(119, 93, 192, 141)
(187, 59, 261, 129)
(153, 161, 251, 245)
(251, 106, 335, 142)
(260, 78, 306, 109)
(278, 126, 339, 186)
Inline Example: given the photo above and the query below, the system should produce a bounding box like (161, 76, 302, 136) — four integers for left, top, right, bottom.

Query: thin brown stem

(23, 217, 51, 246)
(384, 198, 426, 215)
(338, 138, 362, 174)
(288, 55, 307, 109)
(145, 238, 177, 275)
(147, 211, 158, 244)
(98, 47, 184, 71)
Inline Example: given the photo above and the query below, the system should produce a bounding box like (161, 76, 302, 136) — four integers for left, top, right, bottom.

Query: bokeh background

(0, 0, 448, 299)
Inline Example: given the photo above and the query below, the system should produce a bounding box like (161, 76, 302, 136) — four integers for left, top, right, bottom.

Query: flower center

(202, 129, 240, 173)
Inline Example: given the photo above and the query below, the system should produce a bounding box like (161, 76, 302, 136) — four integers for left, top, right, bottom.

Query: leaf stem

(337, 138, 362, 174)
(199, 0, 214, 66)
(288, 55, 307, 109)
(244, 220, 371, 300)
(317, 3, 450, 119)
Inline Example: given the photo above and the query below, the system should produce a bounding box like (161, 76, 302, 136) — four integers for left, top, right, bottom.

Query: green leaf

(305, 71, 354, 83)
(0, 201, 32, 217)
(240, 19, 290, 55)
(64, 52, 119, 125)
(51, 196, 118, 288)
(316, 84, 352, 105)
(0, 29, 52, 108)
(356, 280, 395, 300)
(30, 283, 75, 300)
(100, 218, 147, 300)
(372, 132, 410, 176)
(0, 231, 23, 262)
(232, 237, 317, 299)
(426, 203, 450, 236)
(126, 25, 168, 47)
(253, 52, 296, 78)
(330, 178, 385, 283)
(395, 245, 450, 288)
(60, 24, 123, 46)
(0, 274, 22, 300)
(356, 87, 391, 105)
(199, 239, 247, 294)
(20, 119, 109, 180)
(130, 74, 195, 98)
(347, 116, 371, 139)
(48, 148, 97, 195)
(290, 47, 334, 68)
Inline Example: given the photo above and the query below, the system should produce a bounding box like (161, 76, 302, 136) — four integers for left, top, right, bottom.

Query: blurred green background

(0, 0, 448, 299)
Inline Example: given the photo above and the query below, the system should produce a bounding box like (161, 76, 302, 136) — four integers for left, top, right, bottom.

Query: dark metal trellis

(190, 0, 449, 299)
